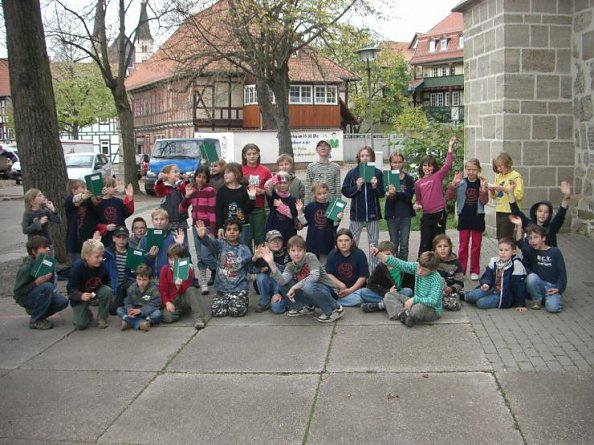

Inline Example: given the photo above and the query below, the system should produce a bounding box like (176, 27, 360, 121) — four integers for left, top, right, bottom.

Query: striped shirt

(179, 185, 217, 234)
(115, 251, 127, 286)
(305, 161, 341, 205)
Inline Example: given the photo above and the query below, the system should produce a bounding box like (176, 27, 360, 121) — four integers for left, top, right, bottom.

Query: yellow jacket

(492, 170, 523, 213)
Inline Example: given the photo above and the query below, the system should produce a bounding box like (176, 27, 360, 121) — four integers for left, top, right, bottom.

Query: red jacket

(158, 264, 194, 305)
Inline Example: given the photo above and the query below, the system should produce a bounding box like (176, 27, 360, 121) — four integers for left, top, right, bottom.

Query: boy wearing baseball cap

(252, 230, 290, 313)
(105, 224, 135, 314)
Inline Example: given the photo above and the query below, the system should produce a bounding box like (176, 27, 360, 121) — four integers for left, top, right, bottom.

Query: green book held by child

(146, 228, 165, 250)
(325, 198, 347, 222)
(173, 257, 191, 281)
(30, 254, 56, 277)
(383, 170, 401, 191)
(200, 142, 219, 163)
(359, 162, 376, 182)
(125, 247, 145, 272)
(85, 173, 104, 196)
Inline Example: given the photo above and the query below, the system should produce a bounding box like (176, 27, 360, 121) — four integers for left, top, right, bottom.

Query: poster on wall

(291, 130, 343, 163)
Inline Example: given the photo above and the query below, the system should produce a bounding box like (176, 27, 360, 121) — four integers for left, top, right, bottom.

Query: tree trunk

(3, 0, 69, 262)
(272, 65, 293, 158)
(72, 124, 79, 140)
(115, 85, 138, 192)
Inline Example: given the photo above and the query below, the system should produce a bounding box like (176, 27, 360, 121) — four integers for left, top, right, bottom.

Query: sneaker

(255, 303, 270, 313)
(194, 320, 205, 330)
(287, 306, 315, 317)
(97, 318, 108, 329)
(120, 320, 131, 331)
(200, 283, 209, 296)
(399, 310, 415, 327)
(208, 269, 215, 286)
(529, 300, 542, 310)
(470, 273, 480, 281)
(316, 309, 344, 323)
(361, 303, 381, 313)
(333, 305, 344, 315)
(28, 318, 53, 330)
(139, 320, 151, 331)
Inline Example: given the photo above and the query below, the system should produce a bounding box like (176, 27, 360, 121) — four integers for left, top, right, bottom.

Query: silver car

(65, 152, 114, 180)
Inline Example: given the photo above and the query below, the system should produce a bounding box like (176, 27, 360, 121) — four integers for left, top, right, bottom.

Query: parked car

(0, 144, 18, 180)
(135, 153, 150, 178)
(144, 138, 220, 195)
(65, 152, 114, 180)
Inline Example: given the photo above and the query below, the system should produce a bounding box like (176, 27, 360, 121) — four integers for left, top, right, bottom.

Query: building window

(452, 91, 460, 107)
(451, 65, 456, 75)
(444, 92, 451, 106)
(433, 67, 439, 77)
(441, 66, 448, 76)
(289, 85, 312, 104)
(429, 40, 436, 52)
(244, 85, 257, 105)
(430, 92, 444, 107)
(314, 85, 337, 104)
(100, 140, 110, 155)
(440, 38, 448, 51)
(459, 35, 464, 48)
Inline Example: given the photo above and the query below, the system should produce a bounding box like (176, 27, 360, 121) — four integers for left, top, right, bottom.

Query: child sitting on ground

(13, 236, 69, 330)
(159, 243, 205, 329)
(262, 235, 344, 323)
(464, 236, 527, 312)
(67, 239, 113, 330)
(94, 178, 134, 247)
(118, 264, 162, 332)
(433, 234, 464, 311)
(197, 218, 256, 317)
(511, 216, 567, 313)
(370, 247, 443, 327)
(252, 230, 291, 313)
(104, 225, 135, 315)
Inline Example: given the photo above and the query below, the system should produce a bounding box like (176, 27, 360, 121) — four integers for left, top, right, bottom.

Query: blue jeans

(291, 281, 339, 316)
(387, 216, 412, 260)
(465, 288, 501, 309)
(192, 226, 217, 270)
(19, 282, 68, 322)
(341, 287, 414, 307)
(256, 272, 288, 313)
(526, 273, 563, 313)
(117, 306, 162, 329)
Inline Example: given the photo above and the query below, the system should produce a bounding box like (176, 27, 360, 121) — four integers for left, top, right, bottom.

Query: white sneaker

(470, 273, 480, 281)
(200, 283, 209, 295)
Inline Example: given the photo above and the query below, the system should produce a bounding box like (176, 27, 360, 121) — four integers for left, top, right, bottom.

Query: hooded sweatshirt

(510, 200, 567, 247)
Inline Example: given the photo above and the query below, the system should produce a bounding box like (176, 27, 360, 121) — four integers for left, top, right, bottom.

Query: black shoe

(398, 310, 408, 324)
(255, 303, 270, 313)
(458, 291, 465, 301)
(361, 303, 381, 313)
(253, 280, 260, 295)
(207, 269, 215, 286)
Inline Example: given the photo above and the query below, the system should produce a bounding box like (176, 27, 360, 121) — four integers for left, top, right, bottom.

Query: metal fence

(343, 133, 405, 167)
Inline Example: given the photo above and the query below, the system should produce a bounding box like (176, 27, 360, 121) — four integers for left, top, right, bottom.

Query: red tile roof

(409, 12, 463, 66)
(382, 41, 415, 63)
(126, 0, 359, 91)
(0, 59, 10, 97)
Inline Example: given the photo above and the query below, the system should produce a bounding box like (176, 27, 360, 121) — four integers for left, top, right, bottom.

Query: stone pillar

(455, 0, 576, 237)
(572, 3, 594, 236)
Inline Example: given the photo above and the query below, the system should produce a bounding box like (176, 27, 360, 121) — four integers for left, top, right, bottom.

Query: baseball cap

(265, 230, 283, 243)
(113, 225, 129, 237)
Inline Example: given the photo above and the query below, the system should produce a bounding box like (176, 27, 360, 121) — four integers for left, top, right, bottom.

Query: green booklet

(200, 142, 219, 163)
(325, 198, 347, 222)
(84, 173, 104, 196)
(30, 254, 56, 278)
(383, 170, 401, 191)
(173, 257, 191, 281)
(125, 247, 145, 272)
(146, 228, 166, 250)
(359, 162, 376, 182)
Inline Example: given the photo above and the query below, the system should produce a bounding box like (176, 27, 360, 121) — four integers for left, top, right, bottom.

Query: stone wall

(572, 1, 594, 236)
(456, 0, 586, 236)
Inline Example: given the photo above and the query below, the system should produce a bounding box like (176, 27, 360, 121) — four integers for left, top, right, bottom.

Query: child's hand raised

(452, 171, 463, 187)
(173, 228, 185, 245)
(247, 185, 257, 200)
(369, 246, 379, 256)
(125, 184, 134, 199)
(508, 214, 522, 226)
(93, 231, 101, 241)
(295, 199, 303, 213)
(448, 136, 457, 151)
(185, 183, 194, 198)
(195, 220, 206, 239)
(560, 180, 571, 197)
(261, 246, 274, 264)
(479, 176, 487, 190)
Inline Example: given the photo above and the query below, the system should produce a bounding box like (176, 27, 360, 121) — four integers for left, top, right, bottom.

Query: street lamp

(356, 47, 380, 150)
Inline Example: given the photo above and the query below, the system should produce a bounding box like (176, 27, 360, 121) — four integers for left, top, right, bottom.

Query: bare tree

(171, 0, 371, 157)
(2, 0, 69, 261)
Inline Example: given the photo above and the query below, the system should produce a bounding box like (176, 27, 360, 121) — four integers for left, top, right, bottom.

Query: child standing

(384, 151, 415, 260)
(216, 162, 256, 246)
(65, 180, 95, 265)
(465, 236, 527, 311)
(264, 170, 298, 244)
(159, 243, 206, 329)
(67, 239, 113, 330)
(370, 248, 443, 327)
(155, 164, 190, 246)
(252, 230, 291, 313)
(242, 143, 272, 248)
(118, 264, 162, 332)
(179, 166, 217, 295)
(140, 208, 187, 277)
(277, 154, 305, 202)
(433, 234, 464, 311)
(325, 228, 369, 307)
(129, 217, 147, 249)
(13, 236, 69, 330)
(94, 178, 134, 247)
(22, 188, 61, 246)
(263, 235, 344, 323)
(488, 152, 523, 239)
(305, 140, 341, 205)
(197, 218, 256, 317)
(512, 217, 566, 313)
(446, 158, 489, 280)
(297, 183, 341, 264)
(209, 159, 227, 193)
(414, 136, 456, 255)
(341, 146, 384, 269)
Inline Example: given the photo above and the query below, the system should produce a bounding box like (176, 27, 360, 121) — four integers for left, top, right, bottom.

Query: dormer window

(459, 35, 464, 48)
(440, 38, 448, 51)
(429, 40, 436, 52)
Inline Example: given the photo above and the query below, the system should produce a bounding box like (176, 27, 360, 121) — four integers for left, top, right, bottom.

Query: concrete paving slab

(0, 316, 72, 369)
(339, 306, 469, 325)
(23, 325, 196, 372)
(328, 324, 491, 372)
(498, 371, 594, 444)
(100, 373, 317, 444)
(168, 324, 332, 373)
(309, 372, 523, 444)
(0, 369, 154, 442)
(0, 440, 88, 445)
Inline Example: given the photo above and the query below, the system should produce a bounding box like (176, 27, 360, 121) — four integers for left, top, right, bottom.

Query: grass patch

(378, 197, 457, 232)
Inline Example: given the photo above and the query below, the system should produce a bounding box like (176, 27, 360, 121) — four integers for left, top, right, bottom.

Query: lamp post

(356, 47, 380, 150)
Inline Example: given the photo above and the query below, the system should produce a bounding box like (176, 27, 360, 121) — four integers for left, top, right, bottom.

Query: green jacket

(13, 256, 37, 304)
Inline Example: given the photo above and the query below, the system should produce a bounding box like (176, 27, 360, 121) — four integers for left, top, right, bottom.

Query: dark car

(135, 153, 150, 179)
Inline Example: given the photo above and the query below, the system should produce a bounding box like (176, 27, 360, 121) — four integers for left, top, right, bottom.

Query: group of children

(13, 138, 571, 331)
